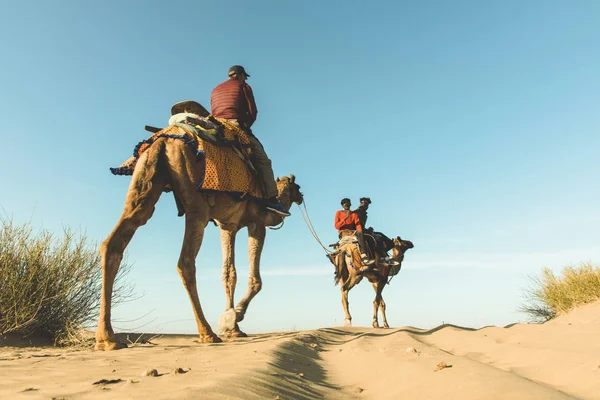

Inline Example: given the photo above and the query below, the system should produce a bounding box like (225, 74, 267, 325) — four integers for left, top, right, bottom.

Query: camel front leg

(371, 280, 388, 328)
(177, 214, 221, 343)
(234, 223, 265, 326)
(379, 295, 389, 328)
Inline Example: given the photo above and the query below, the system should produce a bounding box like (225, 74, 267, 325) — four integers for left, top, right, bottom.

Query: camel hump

(171, 100, 210, 117)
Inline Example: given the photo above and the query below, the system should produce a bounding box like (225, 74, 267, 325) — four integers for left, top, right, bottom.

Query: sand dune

(2, 302, 600, 399)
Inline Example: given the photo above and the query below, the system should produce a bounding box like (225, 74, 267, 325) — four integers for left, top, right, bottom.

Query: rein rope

(297, 197, 332, 254)
(268, 219, 284, 230)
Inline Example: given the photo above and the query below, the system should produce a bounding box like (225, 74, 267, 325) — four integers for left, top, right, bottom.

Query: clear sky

(1, 0, 599, 334)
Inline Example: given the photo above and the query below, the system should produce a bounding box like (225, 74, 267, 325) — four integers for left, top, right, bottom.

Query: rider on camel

(210, 65, 290, 217)
(354, 197, 398, 265)
(335, 198, 375, 266)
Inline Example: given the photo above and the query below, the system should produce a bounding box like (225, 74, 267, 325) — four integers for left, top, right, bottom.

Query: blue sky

(1, 0, 599, 334)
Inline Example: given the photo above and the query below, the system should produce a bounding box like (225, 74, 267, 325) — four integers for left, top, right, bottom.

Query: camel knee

(100, 242, 124, 276)
(177, 262, 197, 283)
(222, 267, 237, 285)
(249, 278, 262, 293)
(101, 236, 125, 257)
(178, 252, 197, 267)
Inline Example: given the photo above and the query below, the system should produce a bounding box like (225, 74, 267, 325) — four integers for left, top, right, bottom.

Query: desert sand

(2, 301, 599, 400)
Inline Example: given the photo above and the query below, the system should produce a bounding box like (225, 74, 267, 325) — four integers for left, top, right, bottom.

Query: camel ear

(290, 174, 295, 183)
(276, 177, 280, 182)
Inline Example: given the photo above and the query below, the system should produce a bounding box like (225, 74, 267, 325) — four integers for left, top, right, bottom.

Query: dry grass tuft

(521, 262, 600, 322)
(0, 218, 133, 346)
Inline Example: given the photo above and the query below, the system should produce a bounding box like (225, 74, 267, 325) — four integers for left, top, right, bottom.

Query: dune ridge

(2, 301, 600, 399)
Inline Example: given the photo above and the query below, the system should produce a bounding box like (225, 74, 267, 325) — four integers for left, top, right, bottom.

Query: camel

(95, 134, 303, 350)
(332, 236, 414, 328)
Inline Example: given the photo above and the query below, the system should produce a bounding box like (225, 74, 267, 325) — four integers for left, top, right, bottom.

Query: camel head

(275, 174, 303, 206)
(392, 236, 414, 262)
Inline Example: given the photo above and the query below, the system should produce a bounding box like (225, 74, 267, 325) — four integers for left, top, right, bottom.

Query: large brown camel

(333, 236, 414, 328)
(95, 135, 303, 350)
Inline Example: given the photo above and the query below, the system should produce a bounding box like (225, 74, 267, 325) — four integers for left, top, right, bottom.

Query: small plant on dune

(520, 262, 600, 322)
(0, 218, 134, 346)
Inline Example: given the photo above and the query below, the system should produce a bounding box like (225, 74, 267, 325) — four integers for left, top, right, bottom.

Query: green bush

(521, 262, 600, 322)
(0, 219, 133, 345)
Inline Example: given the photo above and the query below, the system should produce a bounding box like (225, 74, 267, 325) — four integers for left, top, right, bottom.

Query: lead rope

(297, 197, 332, 254)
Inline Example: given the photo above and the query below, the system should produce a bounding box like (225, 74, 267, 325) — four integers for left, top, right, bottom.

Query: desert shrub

(0, 218, 133, 345)
(520, 262, 600, 322)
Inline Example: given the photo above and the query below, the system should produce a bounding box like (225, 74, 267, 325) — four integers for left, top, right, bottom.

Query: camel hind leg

(220, 229, 238, 311)
(177, 213, 221, 343)
(336, 253, 353, 327)
(342, 288, 352, 326)
(219, 228, 246, 338)
(96, 145, 167, 350)
(163, 137, 221, 343)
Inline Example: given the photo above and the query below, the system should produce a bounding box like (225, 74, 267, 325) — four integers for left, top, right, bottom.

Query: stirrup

(266, 202, 291, 217)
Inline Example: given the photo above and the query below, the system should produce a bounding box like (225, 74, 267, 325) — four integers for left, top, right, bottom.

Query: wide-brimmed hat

(170, 100, 209, 117)
(228, 65, 250, 77)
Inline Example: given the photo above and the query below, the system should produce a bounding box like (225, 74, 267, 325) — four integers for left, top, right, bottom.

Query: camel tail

(328, 253, 343, 286)
(125, 138, 168, 212)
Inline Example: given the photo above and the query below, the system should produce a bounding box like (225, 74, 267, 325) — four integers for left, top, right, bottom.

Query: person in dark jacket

(353, 197, 371, 228)
(354, 197, 398, 265)
(210, 65, 290, 217)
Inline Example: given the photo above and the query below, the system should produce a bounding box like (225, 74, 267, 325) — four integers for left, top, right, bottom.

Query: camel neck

(276, 189, 292, 210)
(264, 184, 291, 227)
(392, 247, 404, 262)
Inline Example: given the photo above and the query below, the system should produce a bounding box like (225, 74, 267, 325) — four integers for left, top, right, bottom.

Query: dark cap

(228, 65, 250, 77)
(359, 197, 372, 205)
(341, 198, 351, 206)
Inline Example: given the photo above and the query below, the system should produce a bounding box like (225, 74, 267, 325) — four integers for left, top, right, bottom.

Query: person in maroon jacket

(210, 65, 290, 217)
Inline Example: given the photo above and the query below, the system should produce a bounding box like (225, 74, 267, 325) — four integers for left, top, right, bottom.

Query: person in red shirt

(210, 65, 290, 217)
(335, 198, 362, 234)
(335, 198, 374, 265)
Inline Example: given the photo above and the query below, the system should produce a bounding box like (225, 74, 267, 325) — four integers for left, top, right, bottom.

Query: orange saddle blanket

(110, 120, 264, 199)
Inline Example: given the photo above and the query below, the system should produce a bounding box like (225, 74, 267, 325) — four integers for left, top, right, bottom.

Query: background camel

(95, 135, 303, 350)
(333, 236, 414, 328)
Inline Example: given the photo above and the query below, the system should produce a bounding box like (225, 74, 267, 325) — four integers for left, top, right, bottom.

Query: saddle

(111, 103, 264, 200)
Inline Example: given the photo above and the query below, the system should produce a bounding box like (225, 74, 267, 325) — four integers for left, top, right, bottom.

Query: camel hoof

(234, 306, 246, 322)
(383, 323, 390, 329)
(198, 334, 222, 343)
(372, 322, 381, 329)
(344, 319, 352, 327)
(224, 329, 248, 338)
(95, 340, 128, 351)
(219, 308, 238, 332)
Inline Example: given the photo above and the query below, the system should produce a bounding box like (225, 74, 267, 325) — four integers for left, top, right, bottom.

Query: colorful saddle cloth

(339, 242, 370, 273)
(327, 231, 370, 273)
(110, 118, 264, 199)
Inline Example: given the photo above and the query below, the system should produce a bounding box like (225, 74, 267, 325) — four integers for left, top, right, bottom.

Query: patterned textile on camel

(330, 231, 371, 273)
(110, 119, 264, 199)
